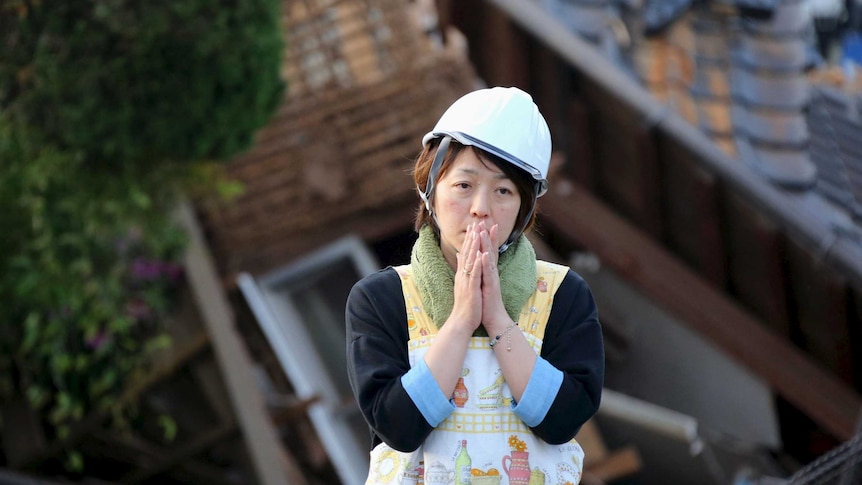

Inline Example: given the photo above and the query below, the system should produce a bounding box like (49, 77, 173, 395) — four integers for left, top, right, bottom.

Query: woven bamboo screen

(197, 0, 476, 278)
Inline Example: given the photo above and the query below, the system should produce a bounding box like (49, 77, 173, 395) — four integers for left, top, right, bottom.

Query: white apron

(365, 261, 584, 485)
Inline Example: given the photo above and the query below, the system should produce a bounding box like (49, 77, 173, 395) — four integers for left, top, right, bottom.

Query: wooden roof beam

(541, 179, 862, 442)
(177, 203, 305, 485)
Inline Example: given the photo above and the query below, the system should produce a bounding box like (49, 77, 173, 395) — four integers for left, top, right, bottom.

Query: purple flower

(129, 258, 184, 283)
(130, 258, 161, 281)
(161, 262, 184, 283)
(85, 331, 109, 351)
(125, 298, 153, 321)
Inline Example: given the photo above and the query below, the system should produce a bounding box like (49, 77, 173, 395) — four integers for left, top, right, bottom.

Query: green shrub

(0, 0, 284, 466)
(0, 116, 189, 440)
(0, 0, 285, 164)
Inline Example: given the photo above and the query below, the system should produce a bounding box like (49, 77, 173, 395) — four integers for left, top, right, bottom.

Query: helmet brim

(423, 130, 549, 197)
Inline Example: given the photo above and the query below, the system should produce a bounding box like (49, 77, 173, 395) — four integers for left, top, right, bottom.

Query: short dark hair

(412, 138, 539, 236)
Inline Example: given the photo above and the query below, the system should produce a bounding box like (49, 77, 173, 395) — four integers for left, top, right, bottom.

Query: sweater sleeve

(529, 269, 604, 444)
(345, 268, 435, 452)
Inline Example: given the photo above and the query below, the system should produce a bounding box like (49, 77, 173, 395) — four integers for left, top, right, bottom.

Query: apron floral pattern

(365, 261, 584, 485)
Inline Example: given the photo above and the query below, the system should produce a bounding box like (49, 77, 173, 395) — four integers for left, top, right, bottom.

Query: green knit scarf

(410, 224, 537, 336)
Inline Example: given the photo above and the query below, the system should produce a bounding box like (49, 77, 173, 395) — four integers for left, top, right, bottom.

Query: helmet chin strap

(417, 136, 451, 215)
(498, 182, 541, 254)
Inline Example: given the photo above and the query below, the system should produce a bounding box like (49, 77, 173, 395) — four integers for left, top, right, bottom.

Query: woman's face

(433, 148, 521, 268)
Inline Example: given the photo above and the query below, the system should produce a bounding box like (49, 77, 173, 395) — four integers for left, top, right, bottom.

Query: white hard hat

(422, 86, 551, 197)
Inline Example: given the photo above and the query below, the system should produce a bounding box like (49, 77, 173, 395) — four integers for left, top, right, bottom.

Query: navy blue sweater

(346, 266, 604, 452)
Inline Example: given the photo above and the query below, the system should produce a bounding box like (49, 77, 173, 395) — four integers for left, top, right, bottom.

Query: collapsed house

(195, 0, 862, 483)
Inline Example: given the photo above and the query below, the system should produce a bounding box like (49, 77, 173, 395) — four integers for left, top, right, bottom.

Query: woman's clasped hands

(452, 221, 511, 337)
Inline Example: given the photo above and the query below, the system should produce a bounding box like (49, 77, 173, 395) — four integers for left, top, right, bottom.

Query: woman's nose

(470, 190, 491, 217)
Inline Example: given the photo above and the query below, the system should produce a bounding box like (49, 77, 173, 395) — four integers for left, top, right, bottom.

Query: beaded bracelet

(489, 322, 518, 351)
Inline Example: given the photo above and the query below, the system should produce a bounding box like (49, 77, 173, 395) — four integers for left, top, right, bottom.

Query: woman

(346, 87, 604, 485)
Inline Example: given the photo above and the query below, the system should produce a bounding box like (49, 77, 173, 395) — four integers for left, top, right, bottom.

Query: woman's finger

(478, 226, 498, 270)
(489, 224, 499, 253)
(461, 226, 479, 279)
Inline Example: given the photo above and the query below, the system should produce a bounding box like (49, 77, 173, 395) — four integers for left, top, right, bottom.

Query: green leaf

(108, 316, 130, 333)
(15, 271, 41, 297)
(217, 179, 245, 200)
(21, 312, 41, 353)
(90, 369, 117, 397)
(52, 354, 72, 374)
(26, 385, 48, 409)
(74, 354, 88, 371)
(144, 333, 172, 353)
(65, 450, 84, 472)
(69, 258, 92, 277)
(158, 414, 177, 442)
(130, 189, 151, 209)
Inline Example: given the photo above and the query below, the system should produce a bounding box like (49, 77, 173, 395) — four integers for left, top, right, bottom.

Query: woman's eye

(455, 182, 471, 189)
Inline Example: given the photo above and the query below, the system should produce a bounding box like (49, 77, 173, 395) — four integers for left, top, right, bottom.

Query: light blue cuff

(401, 357, 455, 427)
(512, 357, 563, 427)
